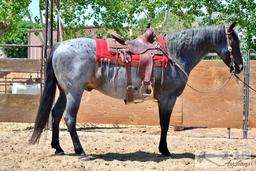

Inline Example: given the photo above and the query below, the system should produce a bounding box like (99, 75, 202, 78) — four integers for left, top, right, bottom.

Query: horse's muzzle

(230, 64, 243, 74)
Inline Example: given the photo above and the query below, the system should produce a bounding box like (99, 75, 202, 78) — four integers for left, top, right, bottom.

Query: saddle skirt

(95, 35, 168, 103)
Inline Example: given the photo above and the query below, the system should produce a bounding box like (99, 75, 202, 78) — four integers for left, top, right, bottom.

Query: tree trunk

(0, 22, 8, 35)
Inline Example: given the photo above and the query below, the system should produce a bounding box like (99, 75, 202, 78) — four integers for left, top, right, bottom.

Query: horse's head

(217, 23, 243, 74)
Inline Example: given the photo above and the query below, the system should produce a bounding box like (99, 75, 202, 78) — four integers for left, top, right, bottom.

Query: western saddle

(106, 25, 165, 103)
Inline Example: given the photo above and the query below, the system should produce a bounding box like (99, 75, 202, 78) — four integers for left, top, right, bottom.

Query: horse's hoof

(55, 150, 65, 155)
(80, 154, 90, 161)
(162, 151, 171, 157)
(161, 151, 171, 157)
(159, 147, 171, 156)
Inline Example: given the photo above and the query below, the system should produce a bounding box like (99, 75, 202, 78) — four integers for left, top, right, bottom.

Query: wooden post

(56, 0, 60, 42)
(227, 128, 231, 139)
(44, 0, 49, 59)
(50, 0, 54, 48)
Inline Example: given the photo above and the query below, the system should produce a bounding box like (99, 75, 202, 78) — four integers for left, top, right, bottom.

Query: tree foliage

(1, 0, 256, 56)
(53, 0, 256, 50)
(223, 0, 256, 50)
(0, 0, 31, 37)
(0, 1, 32, 58)
(55, 0, 168, 38)
(2, 21, 32, 58)
(164, 0, 256, 50)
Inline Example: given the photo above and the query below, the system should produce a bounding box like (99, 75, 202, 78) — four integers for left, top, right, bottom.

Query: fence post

(44, 0, 49, 60)
(40, 46, 44, 97)
(243, 51, 250, 139)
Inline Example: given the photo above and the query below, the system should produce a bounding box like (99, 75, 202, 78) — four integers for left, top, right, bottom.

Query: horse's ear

(228, 22, 236, 32)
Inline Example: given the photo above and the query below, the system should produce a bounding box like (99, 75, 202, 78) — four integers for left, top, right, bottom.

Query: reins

(174, 61, 256, 94)
(157, 40, 234, 93)
(234, 74, 256, 93)
(165, 25, 239, 94)
(175, 61, 256, 94)
(157, 25, 255, 94)
(186, 73, 234, 93)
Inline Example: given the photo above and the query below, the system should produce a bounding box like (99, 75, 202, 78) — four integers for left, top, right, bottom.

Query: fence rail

(0, 44, 44, 95)
(0, 49, 254, 140)
(0, 44, 43, 48)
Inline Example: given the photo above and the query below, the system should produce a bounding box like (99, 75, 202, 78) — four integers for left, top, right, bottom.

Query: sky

(28, 0, 94, 25)
(28, 0, 39, 18)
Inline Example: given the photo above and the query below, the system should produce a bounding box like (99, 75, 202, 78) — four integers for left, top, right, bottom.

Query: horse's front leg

(158, 94, 177, 156)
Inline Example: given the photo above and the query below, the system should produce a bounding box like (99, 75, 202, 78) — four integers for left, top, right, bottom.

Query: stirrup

(140, 82, 153, 97)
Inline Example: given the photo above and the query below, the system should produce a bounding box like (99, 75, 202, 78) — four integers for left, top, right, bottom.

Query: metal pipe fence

(0, 44, 254, 138)
(195, 51, 256, 139)
(243, 50, 255, 138)
(0, 44, 44, 96)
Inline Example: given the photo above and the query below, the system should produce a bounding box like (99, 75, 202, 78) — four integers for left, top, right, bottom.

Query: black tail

(29, 44, 59, 144)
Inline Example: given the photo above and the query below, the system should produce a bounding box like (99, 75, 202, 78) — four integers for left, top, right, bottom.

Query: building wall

(28, 27, 99, 59)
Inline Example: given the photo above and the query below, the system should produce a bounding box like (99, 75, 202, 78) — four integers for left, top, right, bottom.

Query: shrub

(2, 22, 32, 58)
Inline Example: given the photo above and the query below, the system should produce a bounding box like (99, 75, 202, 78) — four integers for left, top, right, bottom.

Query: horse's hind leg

(64, 91, 87, 159)
(51, 90, 66, 155)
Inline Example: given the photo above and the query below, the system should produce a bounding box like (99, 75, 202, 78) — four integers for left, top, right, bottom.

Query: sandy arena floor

(0, 122, 256, 171)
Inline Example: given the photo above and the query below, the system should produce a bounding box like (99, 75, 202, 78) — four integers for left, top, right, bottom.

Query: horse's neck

(166, 26, 224, 75)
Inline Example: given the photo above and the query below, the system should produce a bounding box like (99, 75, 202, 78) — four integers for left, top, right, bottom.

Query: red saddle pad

(95, 35, 168, 68)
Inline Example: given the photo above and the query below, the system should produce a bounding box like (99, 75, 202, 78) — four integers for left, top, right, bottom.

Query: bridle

(175, 26, 256, 94)
(155, 26, 245, 93)
(170, 26, 238, 93)
(224, 27, 256, 93)
(225, 26, 236, 73)
(158, 26, 237, 80)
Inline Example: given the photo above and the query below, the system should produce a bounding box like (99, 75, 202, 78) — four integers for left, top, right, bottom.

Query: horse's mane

(164, 25, 229, 57)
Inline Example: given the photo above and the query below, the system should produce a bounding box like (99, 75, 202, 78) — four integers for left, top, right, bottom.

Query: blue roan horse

(30, 23, 243, 159)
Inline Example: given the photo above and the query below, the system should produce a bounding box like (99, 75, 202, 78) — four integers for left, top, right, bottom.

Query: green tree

(223, 0, 256, 50)
(162, 0, 256, 50)
(52, 0, 168, 38)
(0, 0, 31, 36)
(0, 1, 32, 58)
(1, 0, 256, 53)
(2, 21, 32, 58)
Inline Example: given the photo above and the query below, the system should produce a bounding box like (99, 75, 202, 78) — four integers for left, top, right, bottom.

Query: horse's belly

(96, 83, 155, 102)
(93, 64, 147, 100)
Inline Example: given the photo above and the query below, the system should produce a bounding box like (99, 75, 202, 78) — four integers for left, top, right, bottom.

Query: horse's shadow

(89, 151, 195, 162)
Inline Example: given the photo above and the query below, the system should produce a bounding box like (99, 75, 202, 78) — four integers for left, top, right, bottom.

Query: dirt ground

(0, 122, 256, 171)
